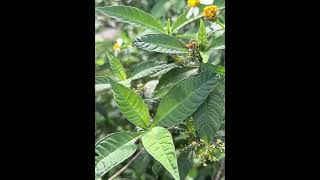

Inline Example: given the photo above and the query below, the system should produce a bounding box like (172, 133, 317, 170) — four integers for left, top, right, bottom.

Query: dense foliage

(95, 0, 225, 179)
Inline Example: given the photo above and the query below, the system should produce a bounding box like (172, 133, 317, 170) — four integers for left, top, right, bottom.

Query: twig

(108, 148, 144, 180)
(213, 159, 225, 180)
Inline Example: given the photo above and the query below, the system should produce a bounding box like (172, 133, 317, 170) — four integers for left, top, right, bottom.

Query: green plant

(95, 1, 225, 179)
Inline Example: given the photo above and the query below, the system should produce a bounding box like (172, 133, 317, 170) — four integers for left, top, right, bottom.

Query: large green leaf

(171, 11, 202, 34)
(96, 6, 164, 33)
(197, 19, 207, 49)
(152, 72, 218, 127)
(154, 67, 198, 99)
(192, 80, 225, 143)
(95, 131, 142, 178)
(106, 52, 127, 80)
(133, 34, 187, 54)
(177, 149, 193, 180)
(142, 126, 180, 180)
(130, 61, 179, 80)
(108, 77, 150, 128)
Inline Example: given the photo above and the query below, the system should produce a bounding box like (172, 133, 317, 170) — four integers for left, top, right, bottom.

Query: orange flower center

(203, 5, 219, 19)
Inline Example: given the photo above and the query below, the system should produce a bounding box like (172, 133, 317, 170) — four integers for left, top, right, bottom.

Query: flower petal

(186, 7, 194, 19)
(200, 0, 214, 5)
(193, 7, 199, 17)
(117, 38, 123, 46)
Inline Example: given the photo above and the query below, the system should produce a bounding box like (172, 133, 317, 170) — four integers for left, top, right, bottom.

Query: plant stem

(213, 159, 225, 180)
(216, 20, 225, 29)
(108, 148, 144, 180)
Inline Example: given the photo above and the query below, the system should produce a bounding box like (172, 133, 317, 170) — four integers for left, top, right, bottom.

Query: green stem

(216, 20, 225, 29)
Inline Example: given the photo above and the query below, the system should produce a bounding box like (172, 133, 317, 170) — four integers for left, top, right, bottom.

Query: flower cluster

(134, 83, 145, 96)
(186, 138, 225, 167)
(186, 0, 219, 20)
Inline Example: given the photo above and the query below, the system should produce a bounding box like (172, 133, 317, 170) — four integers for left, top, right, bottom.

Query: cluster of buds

(215, 138, 225, 152)
(134, 83, 144, 96)
(186, 40, 202, 62)
(183, 138, 225, 167)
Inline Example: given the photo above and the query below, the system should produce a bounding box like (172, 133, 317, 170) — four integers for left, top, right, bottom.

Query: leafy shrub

(95, 0, 225, 179)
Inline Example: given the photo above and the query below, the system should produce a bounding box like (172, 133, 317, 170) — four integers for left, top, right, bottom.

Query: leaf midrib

(96, 6, 164, 33)
(147, 129, 178, 180)
(96, 133, 144, 169)
(122, 90, 149, 127)
(153, 76, 215, 126)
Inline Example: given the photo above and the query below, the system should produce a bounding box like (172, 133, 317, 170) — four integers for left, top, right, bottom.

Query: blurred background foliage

(95, 0, 225, 179)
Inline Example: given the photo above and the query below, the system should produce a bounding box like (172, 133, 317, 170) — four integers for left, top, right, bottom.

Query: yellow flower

(188, 0, 200, 7)
(112, 38, 123, 56)
(203, 5, 219, 20)
(113, 42, 120, 51)
(186, 0, 214, 19)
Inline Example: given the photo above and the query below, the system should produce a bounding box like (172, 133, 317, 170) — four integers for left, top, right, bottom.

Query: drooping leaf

(105, 52, 127, 80)
(177, 149, 193, 180)
(133, 34, 187, 54)
(142, 126, 180, 180)
(197, 19, 207, 49)
(130, 61, 179, 80)
(108, 77, 150, 128)
(152, 72, 218, 127)
(192, 80, 225, 143)
(95, 131, 142, 178)
(96, 6, 164, 33)
(171, 11, 202, 34)
(154, 67, 198, 99)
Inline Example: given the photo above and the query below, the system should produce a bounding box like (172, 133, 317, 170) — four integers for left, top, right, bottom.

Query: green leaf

(130, 151, 151, 176)
(200, 63, 225, 75)
(207, 34, 225, 51)
(133, 34, 187, 54)
(106, 52, 127, 80)
(95, 131, 142, 178)
(215, 0, 225, 8)
(142, 126, 180, 180)
(154, 67, 198, 99)
(192, 80, 225, 143)
(130, 61, 179, 80)
(95, 76, 109, 84)
(152, 72, 218, 127)
(177, 149, 193, 180)
(151, 0, 172, 18)
(108, 77, 150, 128)
(96, 6, 164, 33)
(171, 11, 202, 34)
(200, 51, 210, 63)
(197, 19, 207, 49)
